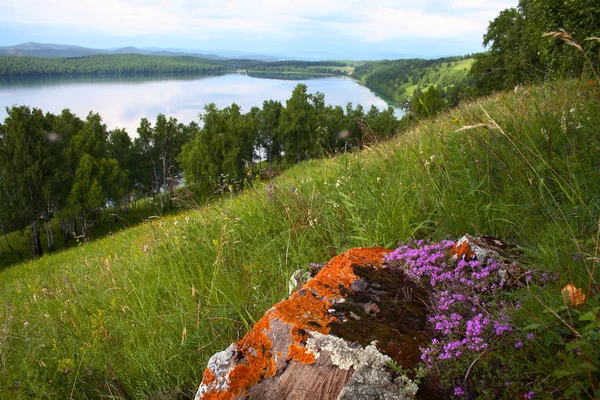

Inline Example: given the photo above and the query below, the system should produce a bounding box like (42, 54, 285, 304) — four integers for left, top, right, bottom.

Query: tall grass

(0, 79, 598, 398)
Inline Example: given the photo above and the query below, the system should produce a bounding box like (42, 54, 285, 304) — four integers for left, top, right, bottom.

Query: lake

(0, 73, 403, 135)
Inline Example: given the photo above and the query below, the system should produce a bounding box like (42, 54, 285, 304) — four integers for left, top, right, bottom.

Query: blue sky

(0, 0, 516, 59)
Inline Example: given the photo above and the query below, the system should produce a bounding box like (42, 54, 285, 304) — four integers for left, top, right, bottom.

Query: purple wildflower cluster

(386, 238, 546, 397)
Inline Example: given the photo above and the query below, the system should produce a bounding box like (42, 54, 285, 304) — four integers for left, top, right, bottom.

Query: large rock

(195, 248, 430, 400)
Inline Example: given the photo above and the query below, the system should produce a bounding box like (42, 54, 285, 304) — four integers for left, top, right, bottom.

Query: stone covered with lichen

(195, 247, 429, 400)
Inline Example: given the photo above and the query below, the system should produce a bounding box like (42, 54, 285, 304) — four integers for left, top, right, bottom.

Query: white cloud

(0, 0, 517, 44)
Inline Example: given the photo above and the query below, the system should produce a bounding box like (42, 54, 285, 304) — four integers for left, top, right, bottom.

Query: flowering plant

(386, 239, 549, 398)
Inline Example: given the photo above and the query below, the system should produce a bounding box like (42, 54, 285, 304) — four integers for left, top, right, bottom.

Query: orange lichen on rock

(306, 247, 389, 300)
(202, 314, 276, 399)
(451, 240, 475, 260)
(202, 368, 217, 385)
(199, 248, 390, 399)
(288, 343, 316, 364)
(272, 291, 332, 334)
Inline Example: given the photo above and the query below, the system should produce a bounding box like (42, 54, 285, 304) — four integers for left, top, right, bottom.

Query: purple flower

(524, 390, 535, 399)
(454, 386, 465, 396)
(514, 341, 524, 348)
(526, 333, 535, 340)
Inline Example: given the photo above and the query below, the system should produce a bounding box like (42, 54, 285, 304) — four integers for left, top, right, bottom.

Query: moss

(329, 263, 430, 369)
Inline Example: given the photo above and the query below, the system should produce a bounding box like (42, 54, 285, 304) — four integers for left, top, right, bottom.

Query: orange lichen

(202, 368, 217, 385)
(290, 326, 310, 344)
(288, 343, 316, 364)
(272, 291, 332, 334)
(200, 248, 390, 400)
(451, 241, 475, 260)
(202, 391, 233, 400)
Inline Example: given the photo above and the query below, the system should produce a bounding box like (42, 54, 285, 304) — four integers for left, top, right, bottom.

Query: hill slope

(353, 56, 474, 104)
(0, 80, 598, 398)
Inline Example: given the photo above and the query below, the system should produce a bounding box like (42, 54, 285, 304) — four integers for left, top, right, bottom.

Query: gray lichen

(306, 331, 418, 400)
(194, 343, 236, 400)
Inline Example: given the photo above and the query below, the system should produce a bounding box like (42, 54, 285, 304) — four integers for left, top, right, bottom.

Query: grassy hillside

(0, 200, 182, 271)
(1, 80, 598, 398)
(353, 56, 474, 104)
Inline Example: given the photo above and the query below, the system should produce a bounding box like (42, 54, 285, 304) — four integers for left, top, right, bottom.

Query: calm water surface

(0, 74, 402, 135)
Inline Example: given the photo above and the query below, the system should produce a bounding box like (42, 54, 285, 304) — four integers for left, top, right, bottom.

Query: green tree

(411, 85, 446, 119)
(0, 106, 53, 256)
(279, 84, 317, 163)
(257, 100, 283, 166)
(108, 128, 134, 215)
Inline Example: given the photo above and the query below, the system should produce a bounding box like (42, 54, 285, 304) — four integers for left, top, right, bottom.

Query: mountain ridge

(0, 42, 280, 62)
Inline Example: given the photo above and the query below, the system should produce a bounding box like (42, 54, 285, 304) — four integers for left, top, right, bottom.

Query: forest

(0, 84, 401, 259)
(0, 54, 352, 77)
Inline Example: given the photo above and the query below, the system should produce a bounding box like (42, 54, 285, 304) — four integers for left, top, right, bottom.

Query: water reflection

(0, 73, 403, 135)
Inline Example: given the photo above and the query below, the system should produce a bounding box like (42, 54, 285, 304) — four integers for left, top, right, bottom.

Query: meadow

(1, 79, 598, 398)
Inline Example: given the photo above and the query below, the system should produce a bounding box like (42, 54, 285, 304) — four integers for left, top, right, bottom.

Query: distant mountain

(0, 42, 108, 58)
(0, 42, 280, 61)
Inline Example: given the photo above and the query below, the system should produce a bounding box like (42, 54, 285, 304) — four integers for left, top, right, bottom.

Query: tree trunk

(2, 228, 21, 259)
(62, 220, 70, 247)
(124, 193, 131, 213)
(80, 214, 86, 241)
(152, 159, 164, 211)
(162, 153, 168, 212)
(31, 220, 43, 257)
(47, 218, 55, 252)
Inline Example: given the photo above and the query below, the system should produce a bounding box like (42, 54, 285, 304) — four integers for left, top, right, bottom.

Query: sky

(0, 0, 517, 60)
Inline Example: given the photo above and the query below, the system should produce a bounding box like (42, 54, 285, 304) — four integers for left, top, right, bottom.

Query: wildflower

(526, 333, 535, 340)
(514, 341, 524, 348)
(454, 387, 465, 396)
(524, 390, 535, 399)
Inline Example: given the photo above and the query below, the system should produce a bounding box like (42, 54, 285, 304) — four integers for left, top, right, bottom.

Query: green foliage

(410, 85, 446, 119)
(524, 296, 600, 399)
(471, 0, 600, 93)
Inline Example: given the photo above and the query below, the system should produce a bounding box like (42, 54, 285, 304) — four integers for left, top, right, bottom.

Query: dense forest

(0, 54, 352, 77)
(0, 85, 401, 258)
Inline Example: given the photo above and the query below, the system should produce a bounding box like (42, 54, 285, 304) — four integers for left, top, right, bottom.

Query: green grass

(0, 198, 184, 271)
(1, 79, 598, 399)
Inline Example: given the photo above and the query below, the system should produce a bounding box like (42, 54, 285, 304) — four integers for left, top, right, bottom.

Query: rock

(195, 247, 429, 400)
(450, 234, 521, 262)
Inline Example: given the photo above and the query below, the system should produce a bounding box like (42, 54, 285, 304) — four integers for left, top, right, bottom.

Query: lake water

(0, 73, 402, 135)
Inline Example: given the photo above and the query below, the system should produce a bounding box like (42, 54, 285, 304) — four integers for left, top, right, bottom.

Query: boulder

(195, 247, 430, 400)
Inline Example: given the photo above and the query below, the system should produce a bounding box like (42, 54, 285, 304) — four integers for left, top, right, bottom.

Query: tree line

(471, 0, 600, 94)
(0, 54, 353, 77)
(0, 84, 403, 258)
